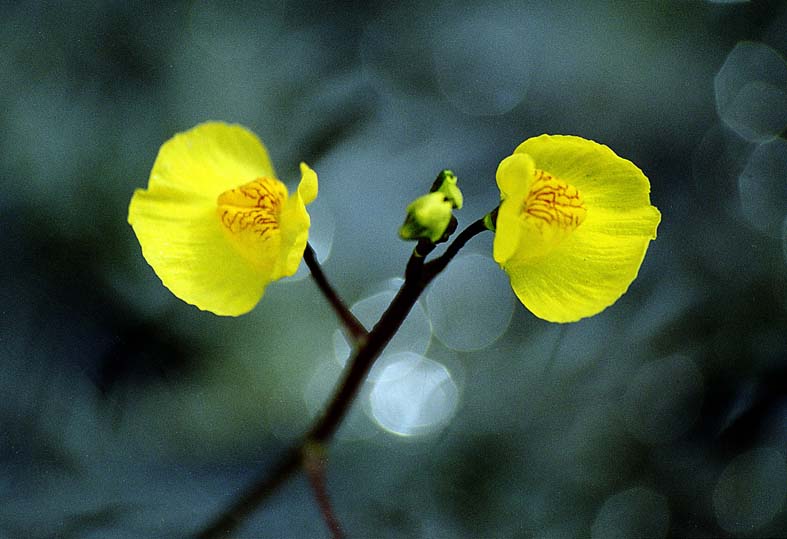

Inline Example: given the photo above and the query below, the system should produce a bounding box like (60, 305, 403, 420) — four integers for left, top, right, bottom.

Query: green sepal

(430, 170, 463, 209)
(483, 207, 499, 231)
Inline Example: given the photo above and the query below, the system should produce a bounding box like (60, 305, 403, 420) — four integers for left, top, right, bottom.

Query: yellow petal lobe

(493, 152, 535, 265)
(298, 162, 318, 205)
(271, 163, 319, 280)
(496, 152, 535, 198)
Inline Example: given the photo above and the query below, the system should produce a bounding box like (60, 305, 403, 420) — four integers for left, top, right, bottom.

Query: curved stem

(195, 448, 301, 539)
(194, 217, 491, 539)
(423, 215, 492, 279)
(303, 243, 368, 345)
(303, 442, 345, 539)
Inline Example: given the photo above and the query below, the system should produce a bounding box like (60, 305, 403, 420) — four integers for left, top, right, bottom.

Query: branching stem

(303, 442, 344, 539)
(195, 217, 491, 539)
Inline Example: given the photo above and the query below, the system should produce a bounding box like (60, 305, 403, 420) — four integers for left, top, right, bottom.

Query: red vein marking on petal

(522, 169, 586, 231)
(217, 177, 287, 239)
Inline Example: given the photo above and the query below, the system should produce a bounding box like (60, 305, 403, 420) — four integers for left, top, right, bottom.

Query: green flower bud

(430, 170, 463, 209)
(399, 192, 454, 243)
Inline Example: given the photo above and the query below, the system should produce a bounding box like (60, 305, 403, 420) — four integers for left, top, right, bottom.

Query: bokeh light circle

(426, 254, 514, 351)
(714, 41, 787, 142)
(713, 447, 787, 534)
(368, 352, 459, 437)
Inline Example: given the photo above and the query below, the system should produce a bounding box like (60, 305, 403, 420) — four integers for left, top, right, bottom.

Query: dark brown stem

(195, 448, 301, 539)
(303, 243, 368, 345)
(423, 216, 491, 279)
(308, 265, 425, 443)
(194, 217, 491, 539)
(303, 443, 345, 539)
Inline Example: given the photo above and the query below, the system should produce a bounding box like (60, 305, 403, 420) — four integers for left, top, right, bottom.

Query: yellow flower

(493, 135, 660, 323)
(128, 121, 318, 316)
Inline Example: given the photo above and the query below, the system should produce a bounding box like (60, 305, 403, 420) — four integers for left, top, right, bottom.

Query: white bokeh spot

(368, 352, 459, 437)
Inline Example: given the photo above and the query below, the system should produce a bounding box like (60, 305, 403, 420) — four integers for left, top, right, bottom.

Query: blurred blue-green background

(2, 1, 787, 537)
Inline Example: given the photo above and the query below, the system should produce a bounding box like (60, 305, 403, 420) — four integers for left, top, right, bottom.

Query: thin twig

(303, 443, 345, 539)
(303, 243, 368, 345)
(423, 216, 491, 279)
(194, 218, 491, 539)
(195, 448, 302, 539)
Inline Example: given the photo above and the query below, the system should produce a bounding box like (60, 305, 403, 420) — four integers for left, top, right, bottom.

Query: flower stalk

(302, 244, 368, 345)
(194, 217, 490, 539)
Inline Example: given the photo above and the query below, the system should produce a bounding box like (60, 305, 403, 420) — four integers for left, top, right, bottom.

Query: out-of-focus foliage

(1, 1, 786, 537)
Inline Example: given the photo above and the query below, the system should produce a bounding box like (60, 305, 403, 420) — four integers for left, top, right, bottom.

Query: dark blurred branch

(423, 216, 490, 279)
(303, 243, 368, 345)
(303, 442, 345, 539)
(195, 448, 301, 539)
(195, 218, 491, 539)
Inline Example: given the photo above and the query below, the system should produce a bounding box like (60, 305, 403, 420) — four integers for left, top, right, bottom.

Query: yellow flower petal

(273, 164, 319, 279)
(149, 121, 276, 199)
(584, 205, 662, 238)
(298, 162, 318, 205)
(128, 122, 318, 316)
(514, 135, 651, 211)
(494, 134, 660, 322)
(492, 197, 523, 265)
(496, 152, 535, 198)
(128, 185, 268, 316)
(493, 152, 535, 264)
(504, 214, 658, 322)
